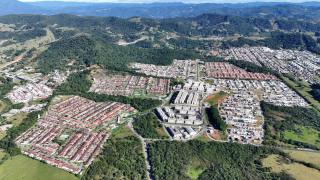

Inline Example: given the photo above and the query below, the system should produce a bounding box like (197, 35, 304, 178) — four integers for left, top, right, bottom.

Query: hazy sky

(18, 0, 320, 3)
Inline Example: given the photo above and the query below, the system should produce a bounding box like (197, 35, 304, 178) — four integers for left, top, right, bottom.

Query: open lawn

(0, 100, 6, 113)
(205, 91, 229, 106)
(186, 158, 206, 180)
(284, 126, 320, 148)
(262, 154, 320, 180)
(0, 131, 6, 140)
(0, 99, 11, 113)
(111, 124, 134, 139)
(7, 112, 28, 126)
(195, 134, 212, 142)
(0, 155, 78, 180)
(284, 149, 320, 169)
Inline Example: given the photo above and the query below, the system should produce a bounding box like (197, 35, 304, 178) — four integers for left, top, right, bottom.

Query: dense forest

(310, 84, 320, 101)
(0, 27, 46, 42)
(228, 60, 279, 76)
(222, 32, 320, 54)
(37, 35, 200, 73)
(133, 113, 167, 139)
(0, 77, 14, 99)
(206, 106, 227, 132)
(83, 134, 146, 180)
(148, 140, 288, 180)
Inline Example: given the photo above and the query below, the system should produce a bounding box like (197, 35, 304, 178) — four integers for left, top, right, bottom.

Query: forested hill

(1, 13, 320, 36)
(1, 13, 319, 73)
(36, 35, 200, 73)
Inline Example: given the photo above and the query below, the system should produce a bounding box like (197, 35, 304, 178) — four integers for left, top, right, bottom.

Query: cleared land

(284, 150, 320, 169)
(186, 159, 205, 180)
(0, 100, 6, 113)
(0, 99, 11, 113)
(0, 155, 78, 180)
(0, 131, 6, 140)
(205, 91, 229, 106)
(6, 112, 28, 126)
(262, 154, 320, 180)
(111, 124, 135, 139)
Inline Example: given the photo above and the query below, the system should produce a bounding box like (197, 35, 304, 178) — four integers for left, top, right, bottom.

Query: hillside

(0, 13, 319, 73)
(0, 0, 44, 15)
(0, 1, 319, 21)
(28, 2, 320, 21)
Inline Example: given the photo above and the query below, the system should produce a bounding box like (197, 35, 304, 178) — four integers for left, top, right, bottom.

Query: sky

(18, 0, 320, 3)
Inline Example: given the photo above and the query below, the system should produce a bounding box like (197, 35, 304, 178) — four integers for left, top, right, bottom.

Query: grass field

(0, 99, 11, 113)
(284, 150, 320, 169)
(262, 154, 320, 180)
(0, 150, 6, 159)
(281, 76, 320, 112)
(155, 127, 170, 139)
(6, 112, 28, 126)
(284, 126, 320, 148)
(111, 124, 134, 139)
(205, 91, 229, 106)
(195, 134, 212, 142)
(0, 100, 6, 113)
(186, 158, 206, 180)
(0, 155, 78, 180)
(0, 131, 6, 140)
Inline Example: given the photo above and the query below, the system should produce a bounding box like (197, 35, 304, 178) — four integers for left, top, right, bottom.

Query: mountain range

(1, 0, 320, 20)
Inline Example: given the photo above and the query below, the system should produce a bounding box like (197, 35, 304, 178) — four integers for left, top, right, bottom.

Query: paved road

(128, 120, 153, 180)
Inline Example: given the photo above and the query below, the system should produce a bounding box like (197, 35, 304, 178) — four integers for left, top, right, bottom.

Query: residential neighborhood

(15, 96, 135, 174)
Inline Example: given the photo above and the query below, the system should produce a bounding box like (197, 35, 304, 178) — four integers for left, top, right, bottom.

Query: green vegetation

(6, 112, 28, 126)
(284, 149, 320, 169)
(229, 59, 279, 76)
(170, 78, 185, 87)
(0, 28, 47, 43)
(281, 75, 320, 112)
(0, 98, 12, 114)
(133, 113, 168, 139)
(0, 110, 44, 155)
(11, 103, 24, 110)
(82, 127, 146, 180)
(148, 140, 288, 180)
(264, 31, 320, 54)
(168, 37, 213, 50)
(37, 35, 200, 73)
(284, 126, 320, 148)
(262, 154, 320, 180)
(111, 124, 134, 139)
(186, 159, 205, 180)
(0, 77, 14, 99)
(205, 91, 228, 106)
(261, 102, 320, 149)
(223, 31, 320, 54)
(0, 155, 78, 180)
(310, 83, 320, 101)
(160, 14, 271, 37)
(206, 106, 227, 132)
